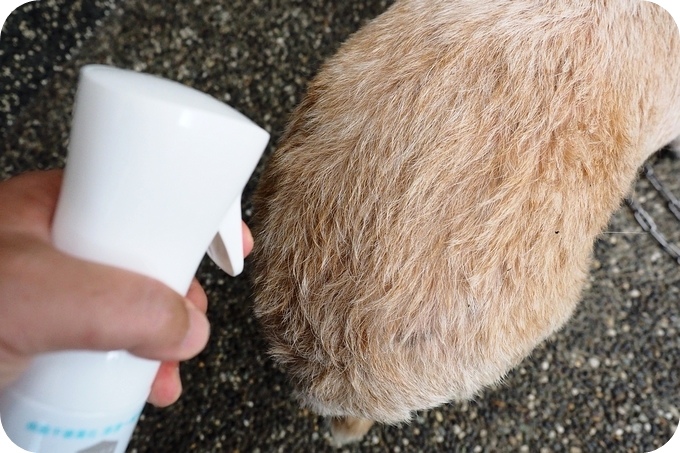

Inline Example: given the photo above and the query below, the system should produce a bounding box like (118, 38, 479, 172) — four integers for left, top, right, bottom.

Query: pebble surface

(1, 1, 679, 452)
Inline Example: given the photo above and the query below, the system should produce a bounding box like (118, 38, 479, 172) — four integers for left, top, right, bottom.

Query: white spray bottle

(0, 65, 270, 453)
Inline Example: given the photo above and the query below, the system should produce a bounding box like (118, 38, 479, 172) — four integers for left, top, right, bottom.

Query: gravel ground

(1, 1, 679, 452)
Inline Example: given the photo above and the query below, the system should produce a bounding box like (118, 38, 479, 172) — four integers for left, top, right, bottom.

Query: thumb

(0, 235, 210, 362)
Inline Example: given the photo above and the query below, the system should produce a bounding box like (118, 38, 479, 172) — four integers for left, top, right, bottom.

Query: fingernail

(171, 365, 182, 403)
(180, 299, 210, 358)
(242, 222, 254, 255)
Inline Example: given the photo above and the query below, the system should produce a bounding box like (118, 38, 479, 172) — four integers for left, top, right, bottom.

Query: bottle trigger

(207, 199, 244, 276)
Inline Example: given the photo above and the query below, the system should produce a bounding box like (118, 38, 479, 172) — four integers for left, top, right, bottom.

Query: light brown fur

(251, 0, 680, 444)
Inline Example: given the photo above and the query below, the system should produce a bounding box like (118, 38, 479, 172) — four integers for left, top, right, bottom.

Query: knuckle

(133, 278, 189, 347)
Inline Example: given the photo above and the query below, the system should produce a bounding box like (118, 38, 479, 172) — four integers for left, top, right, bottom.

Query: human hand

(0, 170, 254, 407)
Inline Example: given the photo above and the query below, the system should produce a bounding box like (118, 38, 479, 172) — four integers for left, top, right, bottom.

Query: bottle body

(0, 390, 142, 453)
(0, 351, 158, 453)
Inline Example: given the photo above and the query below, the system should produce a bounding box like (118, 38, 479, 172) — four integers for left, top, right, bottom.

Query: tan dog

(251, 0, 680, 445)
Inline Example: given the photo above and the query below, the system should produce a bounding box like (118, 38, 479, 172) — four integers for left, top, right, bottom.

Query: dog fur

(251, 0, 680, 444)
